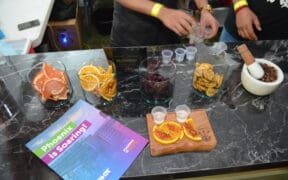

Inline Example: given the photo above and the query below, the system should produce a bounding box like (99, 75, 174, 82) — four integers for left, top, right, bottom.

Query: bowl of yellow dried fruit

(78, 60, 117, 105)
(192, 62, 227, 98)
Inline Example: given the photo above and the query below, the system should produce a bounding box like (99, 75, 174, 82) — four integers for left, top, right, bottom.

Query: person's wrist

(199, 4, 213, 15)
(233, 0, 249, 14)
(150, 3, 164, 18)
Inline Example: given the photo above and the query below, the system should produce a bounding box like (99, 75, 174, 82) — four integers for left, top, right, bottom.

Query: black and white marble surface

(0, 40, 288, 179)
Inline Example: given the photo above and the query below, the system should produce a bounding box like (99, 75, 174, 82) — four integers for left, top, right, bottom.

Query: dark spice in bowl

(260, 63, 277, 82)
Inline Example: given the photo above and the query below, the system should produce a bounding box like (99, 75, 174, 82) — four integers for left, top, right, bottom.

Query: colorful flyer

(26, 100, 148, 180)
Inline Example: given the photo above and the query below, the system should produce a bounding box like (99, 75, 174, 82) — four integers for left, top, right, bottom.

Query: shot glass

(175, 48, 186, 62)
(151, 106, 167, 125)
(209, 42, 228, 56)
(161, 49, 173, 64)
(175, 104, 191, 123)
(186, 46, 197, 62)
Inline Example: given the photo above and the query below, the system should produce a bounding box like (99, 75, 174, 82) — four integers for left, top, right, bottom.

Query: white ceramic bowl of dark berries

(241, 58, 284, 96)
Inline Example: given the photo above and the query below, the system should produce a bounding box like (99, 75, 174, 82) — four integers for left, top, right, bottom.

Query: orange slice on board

(182, 118, 202, 141)
(152, 121, 184, 145)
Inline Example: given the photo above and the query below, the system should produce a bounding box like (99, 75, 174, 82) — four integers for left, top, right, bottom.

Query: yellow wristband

(233, 0, 248, 11)
(151, 3, 163, 18)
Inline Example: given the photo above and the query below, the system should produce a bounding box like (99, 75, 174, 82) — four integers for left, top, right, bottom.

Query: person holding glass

(220, 0, 288, 42)
(110, 0, 219, 47)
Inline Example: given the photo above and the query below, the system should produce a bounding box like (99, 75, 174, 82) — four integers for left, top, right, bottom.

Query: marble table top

(0, 40, 287, 179)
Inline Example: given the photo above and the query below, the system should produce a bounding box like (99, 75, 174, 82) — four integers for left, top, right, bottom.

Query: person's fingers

(175, 23, 188, 36)
(238, 29, 246, 39)
(172, 26, 181, 36)
(180, 18, 193, 34)
(244, 21, 258, 40)
(252, 16, 262, 31)
(247, 28, 257, 40)
(199, 12, 219, 39)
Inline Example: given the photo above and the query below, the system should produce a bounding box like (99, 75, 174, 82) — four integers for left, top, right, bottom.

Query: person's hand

(235, 7, 262, 40)
(199, 10, 219, 39)
(158, 7, 196, 36)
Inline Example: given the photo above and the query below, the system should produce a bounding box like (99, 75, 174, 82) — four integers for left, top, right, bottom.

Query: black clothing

(224, 0, 288, 40)
(110, 0, 180, 47)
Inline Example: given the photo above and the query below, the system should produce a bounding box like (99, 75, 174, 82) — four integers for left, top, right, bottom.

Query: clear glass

(192, 64, 227, 98)
(151, 106, 167, 125)
(139, 57, 176, 105)
(188, 23, 211, 44)
(161, 49, 173, 64)
(175, 48, 186, 62)
(27, 61, 73, 109)
(186, 46, 197, 62)
(175, 104, 191, 123)
(208, 42, 227, 56)
(79, 60, 117, 106)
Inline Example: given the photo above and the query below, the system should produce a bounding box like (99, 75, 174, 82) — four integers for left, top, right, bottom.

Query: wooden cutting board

(146, 109, 217, 156)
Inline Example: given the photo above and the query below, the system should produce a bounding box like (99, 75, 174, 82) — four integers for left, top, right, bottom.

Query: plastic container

(4, 38, 32, 55)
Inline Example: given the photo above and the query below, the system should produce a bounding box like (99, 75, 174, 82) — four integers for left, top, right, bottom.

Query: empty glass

(151, 106, 167, 125)
(186, 46, 197, 62)
(161, 49, 173, 64)
(175, 48, 186, 62)
(175, 104, 191, 123)
(209, 42, 227, 56)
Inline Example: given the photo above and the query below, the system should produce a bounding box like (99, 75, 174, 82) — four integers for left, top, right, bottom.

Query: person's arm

(116, 0, 196, 36)
(193, 0, 219, 39)
(232, 0, 262, 40)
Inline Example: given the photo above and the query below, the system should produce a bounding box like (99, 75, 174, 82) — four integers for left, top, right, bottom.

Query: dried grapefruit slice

(41, 79, 67, 101)
(52, 88, 69, 101)
(32, 71, 46, 93)
(152, 121, 184, 145)
(183, 118, 202, 141)
(43, 63, 64, 80)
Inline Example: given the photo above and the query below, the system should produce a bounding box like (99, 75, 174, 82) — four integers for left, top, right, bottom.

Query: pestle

(237, 44, 264, 79)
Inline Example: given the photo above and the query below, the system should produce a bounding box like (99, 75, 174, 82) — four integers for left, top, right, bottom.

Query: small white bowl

(241, 58, 284, 96)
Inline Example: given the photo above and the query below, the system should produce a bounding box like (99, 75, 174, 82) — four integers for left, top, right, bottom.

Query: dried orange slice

(78, 64, 99, 76)
(107, 65, 113, 74)
(98, 78, 117, 101)
(182, 118, 202, 141)
(153, 121, 184, 145)
(79, 74, 100, 91)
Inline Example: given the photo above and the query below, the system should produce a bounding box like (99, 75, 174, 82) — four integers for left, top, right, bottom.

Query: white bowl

(241, 58, 284, 96)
